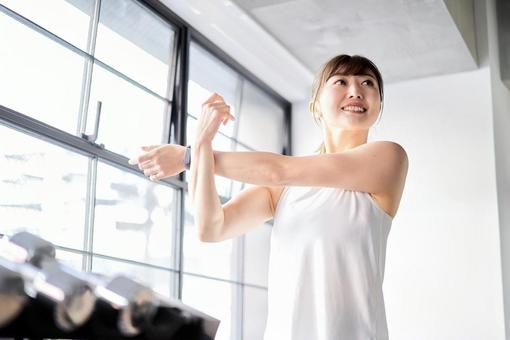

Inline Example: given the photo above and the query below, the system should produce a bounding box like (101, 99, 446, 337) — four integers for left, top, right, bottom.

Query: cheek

(319, 88, 339, 108)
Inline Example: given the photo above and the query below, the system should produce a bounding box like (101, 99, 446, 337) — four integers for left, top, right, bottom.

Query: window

(0, 124, 88, 250)
(0, 8, 85, 133)
(92, 161, 177, 268)
(0, 1, 289, 339)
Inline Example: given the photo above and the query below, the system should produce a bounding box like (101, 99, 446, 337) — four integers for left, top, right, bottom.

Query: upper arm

(276, 141, 408, 195)
(202, 185, 276, 242)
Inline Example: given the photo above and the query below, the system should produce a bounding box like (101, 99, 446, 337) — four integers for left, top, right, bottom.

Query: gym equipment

(0, 231, 219, 339)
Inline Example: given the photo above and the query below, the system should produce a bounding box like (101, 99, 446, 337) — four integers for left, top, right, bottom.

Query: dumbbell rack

(0, 301, 212, 340)
(0, 232, 219, 340)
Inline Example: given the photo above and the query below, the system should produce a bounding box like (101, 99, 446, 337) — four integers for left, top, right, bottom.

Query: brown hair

(310, 54, 384, 154)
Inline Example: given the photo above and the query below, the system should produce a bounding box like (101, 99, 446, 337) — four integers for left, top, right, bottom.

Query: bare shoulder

(364, 140, 408, 160)
(365, 141, 408, 218)
(361, 140, 408, 179)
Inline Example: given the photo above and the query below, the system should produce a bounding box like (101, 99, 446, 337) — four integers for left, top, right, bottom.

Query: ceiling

(162, 0, 478, 100)
(229, 0, 478, 83)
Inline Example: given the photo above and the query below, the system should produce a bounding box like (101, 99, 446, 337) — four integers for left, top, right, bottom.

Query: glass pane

(186, 114, 197, 146)
(55, 249, 85, 272)
(0, 11, 84, 133)
(86, 64, 169, 159)
(92, 161, 177, 269)
(243, 286, 268, 340)
(186, 115, 233, 199)
(237, 80, 285, 153)
(188, 42, 240, 138)
(244, 223, 271, 287)
(182, 274, 236, 340)
(95, 0, 175, 97)
(0, 0, 93, 50)
(183, 193, 237, 281)
(0, 124, 88, 250)
(91, 256, 174, 298)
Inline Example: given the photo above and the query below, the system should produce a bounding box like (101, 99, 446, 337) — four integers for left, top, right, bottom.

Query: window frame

(0, 0, 292, 338)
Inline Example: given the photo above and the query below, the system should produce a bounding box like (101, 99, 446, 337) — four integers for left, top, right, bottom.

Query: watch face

(185, 146, 191, 169)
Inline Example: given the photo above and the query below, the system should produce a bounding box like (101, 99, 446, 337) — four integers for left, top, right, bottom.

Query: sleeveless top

(263, 186, 393, 340)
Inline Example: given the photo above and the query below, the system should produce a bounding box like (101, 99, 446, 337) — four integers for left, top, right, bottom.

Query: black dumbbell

(0, 257, 28, 328)
(2, 231, 55, 267)
(90, 274, 158, 336)
(0, 232, 96, 331)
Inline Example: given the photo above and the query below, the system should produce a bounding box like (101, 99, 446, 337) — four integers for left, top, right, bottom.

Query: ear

(309, 101, 322, 121)
(308, 100, 313, 113)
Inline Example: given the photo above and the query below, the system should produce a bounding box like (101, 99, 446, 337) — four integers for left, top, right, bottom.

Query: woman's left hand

(128, 144, 186, 181)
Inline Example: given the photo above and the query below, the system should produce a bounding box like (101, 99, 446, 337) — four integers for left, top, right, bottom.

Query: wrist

(191, 136, 212, 148)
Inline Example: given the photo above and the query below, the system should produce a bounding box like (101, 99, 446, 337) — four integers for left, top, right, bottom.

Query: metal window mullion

(83, 157, 99, 272)
(173, 26, 190, 300)
(226, 75, 244, 198)
(172, 189, 184, 299)
(230, 75, 246, 338)
(232, 234, 246, 339)
(76, 0, 101, 137)
(162, 29, 180, 146)
(233, 76, 244, 143)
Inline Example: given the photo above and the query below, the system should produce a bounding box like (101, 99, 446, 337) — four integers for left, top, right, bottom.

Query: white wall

(291, 1, 507, 338)
(486, 0, 510, 337)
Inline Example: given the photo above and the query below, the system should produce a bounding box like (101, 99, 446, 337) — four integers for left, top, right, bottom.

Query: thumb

(142, 145, 159, 152)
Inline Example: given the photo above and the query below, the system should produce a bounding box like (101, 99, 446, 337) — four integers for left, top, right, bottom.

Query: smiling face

(309, 55, 384, 134)
(317, 71, 382, 130)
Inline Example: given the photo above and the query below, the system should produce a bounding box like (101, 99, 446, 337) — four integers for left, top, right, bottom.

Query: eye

(334, 79, 346, 85)
(362, 79, 375, 86)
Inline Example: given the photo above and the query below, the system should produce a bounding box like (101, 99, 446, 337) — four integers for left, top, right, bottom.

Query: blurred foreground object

(0, 231, 219, 339)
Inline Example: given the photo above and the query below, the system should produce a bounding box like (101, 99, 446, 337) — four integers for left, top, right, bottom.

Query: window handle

(82, 101, 104, 148)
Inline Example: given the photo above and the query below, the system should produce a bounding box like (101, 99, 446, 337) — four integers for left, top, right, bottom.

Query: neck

(321, 125, 369, 153)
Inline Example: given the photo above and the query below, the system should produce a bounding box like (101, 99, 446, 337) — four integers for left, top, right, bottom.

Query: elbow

(198, 231, 217, 243)
(197, 223, 223, 243)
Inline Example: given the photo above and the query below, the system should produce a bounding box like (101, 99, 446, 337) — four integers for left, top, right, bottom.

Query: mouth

(341, 105, 367, 114)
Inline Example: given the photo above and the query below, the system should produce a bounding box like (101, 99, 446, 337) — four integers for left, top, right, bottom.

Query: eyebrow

(330, 73, 376, 80)
(328, 73, 377, 85)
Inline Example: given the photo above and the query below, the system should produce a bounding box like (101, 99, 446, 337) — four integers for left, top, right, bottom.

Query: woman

(129, 54, 408, 340)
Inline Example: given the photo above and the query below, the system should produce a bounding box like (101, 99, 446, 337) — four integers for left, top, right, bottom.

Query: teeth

(342, 106, 365, 112)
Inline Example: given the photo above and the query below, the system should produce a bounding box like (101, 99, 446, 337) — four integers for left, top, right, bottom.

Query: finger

(136, 151, 156, 165)
(142, 145, 159, 152)
(128, 146, 158, 165)
(138, 159, 153, 170)
(203, 92, 224, 106)
(209, 103, 233, 116)
(143, 166, 159, 177)
(149, 173, 160, 181)
(224, 112, 236, 123)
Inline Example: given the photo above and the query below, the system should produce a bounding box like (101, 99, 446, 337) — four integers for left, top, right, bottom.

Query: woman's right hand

(128, 144, 186, 181)
(195, 92, 235, 145)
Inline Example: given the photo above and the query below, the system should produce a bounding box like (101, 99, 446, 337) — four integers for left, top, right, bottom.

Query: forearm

(212, 150, 281, 185)
(189, 142, 224, 240)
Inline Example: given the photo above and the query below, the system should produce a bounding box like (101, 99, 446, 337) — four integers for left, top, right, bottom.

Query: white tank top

(263, 185, 393, 340)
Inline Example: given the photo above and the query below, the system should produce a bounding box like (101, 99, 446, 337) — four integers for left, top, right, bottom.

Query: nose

(347, 82, 363, 99)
